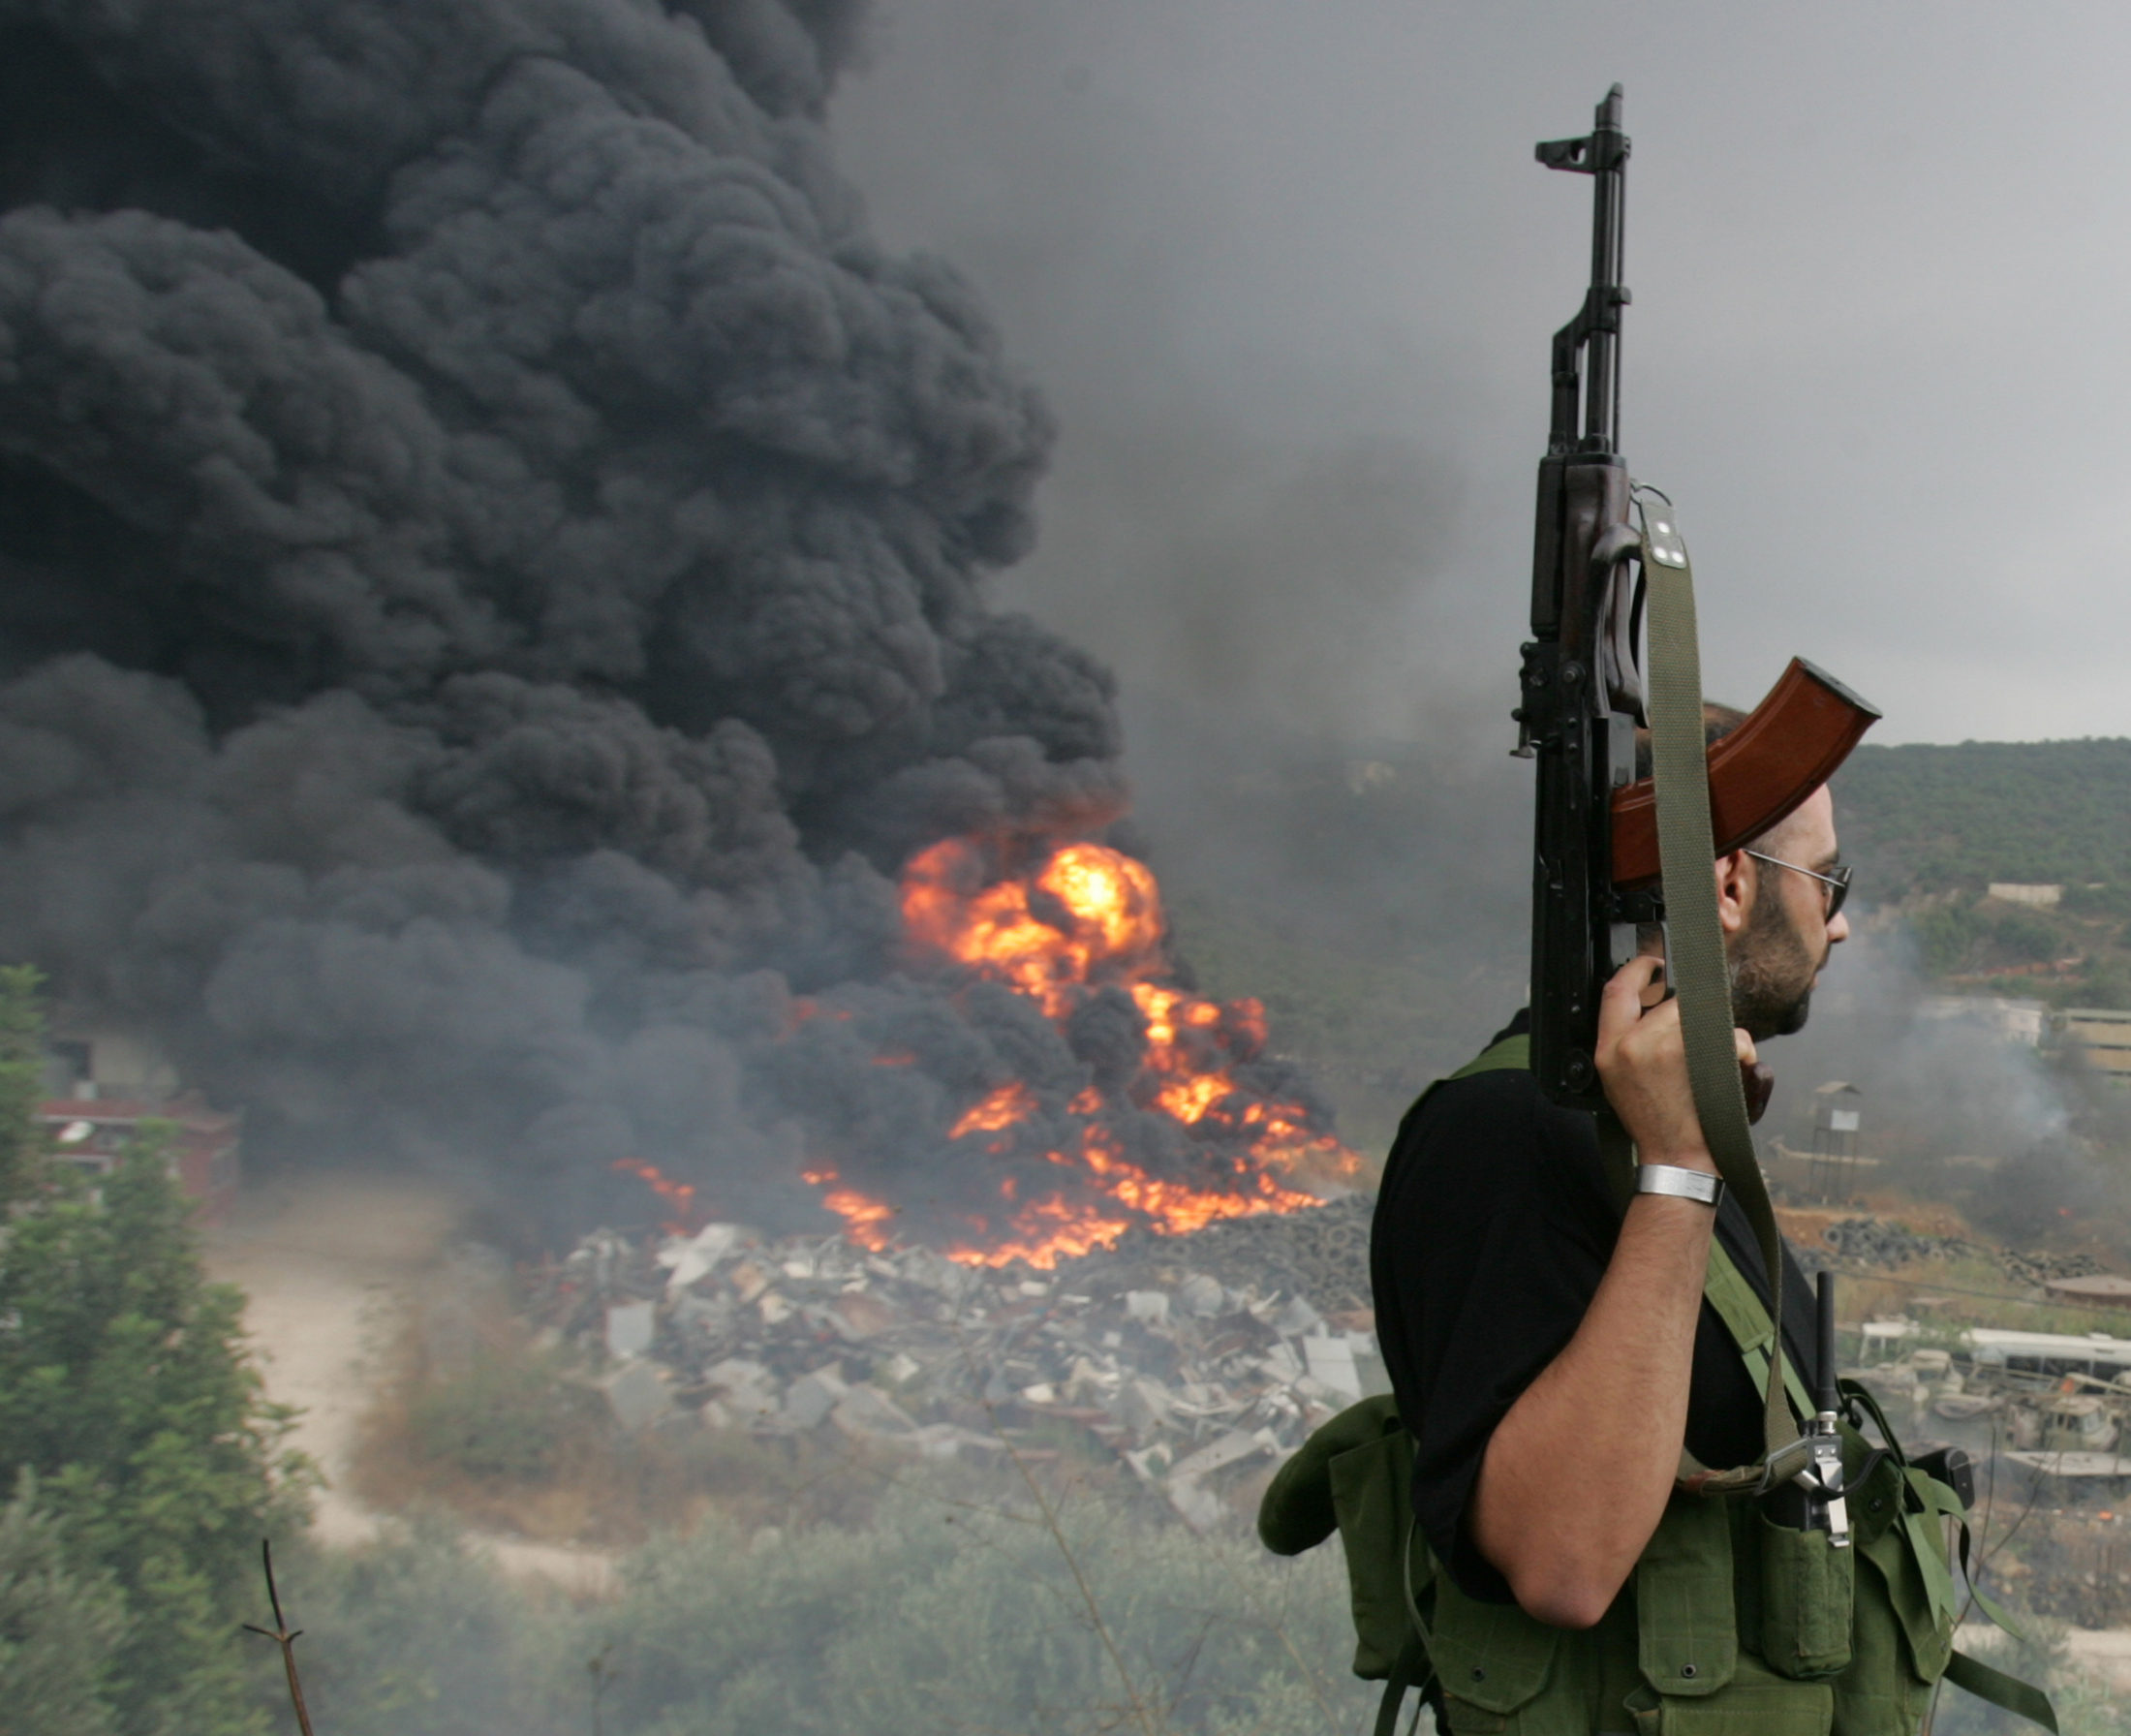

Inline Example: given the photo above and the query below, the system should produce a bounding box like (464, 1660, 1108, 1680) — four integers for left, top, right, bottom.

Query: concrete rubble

(530, 1195, 1387, 1529)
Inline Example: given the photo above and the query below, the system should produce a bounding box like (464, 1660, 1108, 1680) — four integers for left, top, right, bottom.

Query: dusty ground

(2064, 1627, 2131, 1688)
(202, 1173, 615, 1596)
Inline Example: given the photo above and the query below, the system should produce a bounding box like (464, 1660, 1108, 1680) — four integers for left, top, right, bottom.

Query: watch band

(1636, 1163, 1725, 1208)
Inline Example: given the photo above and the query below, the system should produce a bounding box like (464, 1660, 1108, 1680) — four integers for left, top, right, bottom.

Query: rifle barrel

(1585, 84, 1626, 451)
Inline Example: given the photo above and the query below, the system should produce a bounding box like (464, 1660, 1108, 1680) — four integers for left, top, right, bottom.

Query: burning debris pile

(1078, 1194, 1374, 1316)
(533, 1196, 1384, 1530)
(794, 835, 1361, 1262)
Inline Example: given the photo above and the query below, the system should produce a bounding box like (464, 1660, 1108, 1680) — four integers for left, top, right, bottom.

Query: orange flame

(612, 1158, 703, 1235)
(902, 838, 1164, 1018)
(810, 835, 1362, 1267)
(950, 1082, 1039, 1139)
(803, 1167, 897, 1250)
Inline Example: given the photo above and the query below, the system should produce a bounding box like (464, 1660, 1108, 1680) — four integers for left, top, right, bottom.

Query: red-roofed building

(38, 1025, 242, 1224)
(39, 1095, 243, 1225)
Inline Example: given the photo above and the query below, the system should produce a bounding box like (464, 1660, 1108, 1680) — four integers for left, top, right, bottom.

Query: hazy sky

(833, 2, 2131, 756)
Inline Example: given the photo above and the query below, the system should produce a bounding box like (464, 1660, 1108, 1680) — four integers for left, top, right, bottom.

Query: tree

(0, 1472, 129, 1736)
(0, 961, 45, 1207)
(0, 969, 308, 1734)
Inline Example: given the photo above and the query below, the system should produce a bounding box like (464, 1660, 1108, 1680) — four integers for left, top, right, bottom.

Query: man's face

(1729, 787, 1850, 1041)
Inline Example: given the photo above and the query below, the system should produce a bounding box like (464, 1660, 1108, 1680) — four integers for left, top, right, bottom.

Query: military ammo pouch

(1262, 1044, 2055, 1736)
(1262, 1388, 2051, 1736)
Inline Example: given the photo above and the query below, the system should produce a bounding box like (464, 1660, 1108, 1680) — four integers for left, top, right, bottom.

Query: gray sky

(833, 1, 2131, 755)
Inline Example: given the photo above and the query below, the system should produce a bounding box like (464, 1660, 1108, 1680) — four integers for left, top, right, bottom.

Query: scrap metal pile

(530, 1196, 1384, 1530)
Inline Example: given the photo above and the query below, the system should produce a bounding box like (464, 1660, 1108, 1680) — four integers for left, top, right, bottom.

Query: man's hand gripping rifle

(1516, 85, 1878, 1514)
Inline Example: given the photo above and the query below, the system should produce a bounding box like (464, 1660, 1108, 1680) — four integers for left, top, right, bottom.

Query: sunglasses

(1744, 850, 1852, 922)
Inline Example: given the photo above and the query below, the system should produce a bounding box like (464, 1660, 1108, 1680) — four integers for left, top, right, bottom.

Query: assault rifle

(1514, 84, 1880, 1114)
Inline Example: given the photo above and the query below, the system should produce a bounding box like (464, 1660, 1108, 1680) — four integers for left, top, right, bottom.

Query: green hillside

(1835, 737, 2131, 897)
(1833, 737, 2131, 1004)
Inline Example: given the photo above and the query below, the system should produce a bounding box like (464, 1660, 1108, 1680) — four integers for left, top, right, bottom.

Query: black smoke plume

(0, 0, 1334, 1240)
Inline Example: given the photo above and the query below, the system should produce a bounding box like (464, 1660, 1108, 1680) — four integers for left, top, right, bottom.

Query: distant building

(40, 1026, 180, 1102)
(40, 1098, 242, 1224)
(1915, 995, 2047, 1047)
(37, 1023, 241, 1222)
(2056, 1008, 2131, 1081)
(1988, 883, 2063, 908)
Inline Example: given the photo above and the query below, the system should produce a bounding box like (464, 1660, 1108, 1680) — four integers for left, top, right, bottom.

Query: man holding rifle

(1370, 754, 1849, 1631)
(1260, 85, 2053, 1736)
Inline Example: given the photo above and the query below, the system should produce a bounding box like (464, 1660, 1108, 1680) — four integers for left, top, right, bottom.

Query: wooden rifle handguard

(1610, 658, 1881, 887)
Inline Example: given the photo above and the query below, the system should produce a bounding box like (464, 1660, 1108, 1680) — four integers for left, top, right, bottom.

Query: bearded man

(1370, 705, 1852, 1634)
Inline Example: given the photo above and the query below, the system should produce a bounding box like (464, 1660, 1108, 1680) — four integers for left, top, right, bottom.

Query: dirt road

(203, 1173, 614, 1595)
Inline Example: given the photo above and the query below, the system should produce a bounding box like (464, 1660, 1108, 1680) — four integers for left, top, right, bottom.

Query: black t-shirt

(1370, 1009, 1821, 1604)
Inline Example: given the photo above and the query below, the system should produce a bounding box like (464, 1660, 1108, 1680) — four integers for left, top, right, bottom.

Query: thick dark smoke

(0, 0, 1328, 1237)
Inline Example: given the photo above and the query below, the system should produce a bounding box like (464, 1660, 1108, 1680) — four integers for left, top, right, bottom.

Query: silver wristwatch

(1635, 1163, 1725, 1208)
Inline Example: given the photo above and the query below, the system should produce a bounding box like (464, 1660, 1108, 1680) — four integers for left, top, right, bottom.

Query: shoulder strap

(1944, 1651, 2057, 1734)
(1643, 535, 1797, 1485)
(1702, 1241, 1813, 1421)
(1373, 1636, 1430, 1736)
(1931, 1468, 2060, 1731)
(1449, 1032, 1530, 1080)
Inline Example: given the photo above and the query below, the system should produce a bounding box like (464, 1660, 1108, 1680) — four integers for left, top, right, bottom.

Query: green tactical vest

(1259, 1036, 2054, 1736)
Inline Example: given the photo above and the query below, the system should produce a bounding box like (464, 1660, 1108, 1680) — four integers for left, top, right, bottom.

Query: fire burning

(801, 836, 1361, 1267)
(611, 1159, 702, 1236)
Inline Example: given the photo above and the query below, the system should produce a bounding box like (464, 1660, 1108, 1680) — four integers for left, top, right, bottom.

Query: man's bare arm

(1467, 955, 1747, 1628)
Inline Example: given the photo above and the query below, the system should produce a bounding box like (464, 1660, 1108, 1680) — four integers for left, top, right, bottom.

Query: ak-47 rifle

(1514, 84, 1880, 1115)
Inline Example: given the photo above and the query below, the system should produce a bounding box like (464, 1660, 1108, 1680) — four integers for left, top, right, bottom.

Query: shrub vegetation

(0, 968, 306, 1733)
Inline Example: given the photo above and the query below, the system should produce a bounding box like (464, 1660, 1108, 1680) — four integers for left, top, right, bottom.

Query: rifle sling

(1642, 543, 1798, 1485)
